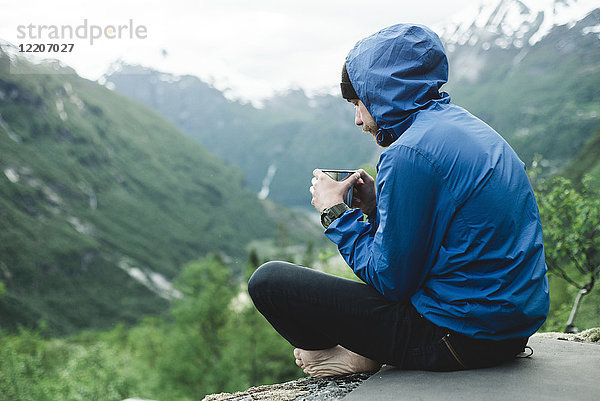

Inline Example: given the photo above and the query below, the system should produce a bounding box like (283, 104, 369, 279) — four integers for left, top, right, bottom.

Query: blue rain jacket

(326, 24, 549, 340)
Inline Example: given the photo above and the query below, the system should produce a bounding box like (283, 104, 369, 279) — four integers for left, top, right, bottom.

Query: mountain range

(105, 0, 600, 206)
(103, 64, 381, 207)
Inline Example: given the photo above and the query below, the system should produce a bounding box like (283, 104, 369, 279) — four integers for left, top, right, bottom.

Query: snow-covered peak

(437, 0, 599, 50)
(0, 39, 21, 62)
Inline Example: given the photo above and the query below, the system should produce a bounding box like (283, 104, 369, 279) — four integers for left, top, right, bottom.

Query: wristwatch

(320, 203, 349, 229)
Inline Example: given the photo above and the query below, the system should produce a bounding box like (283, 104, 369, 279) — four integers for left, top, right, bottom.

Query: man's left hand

(310, 169, 360, 213)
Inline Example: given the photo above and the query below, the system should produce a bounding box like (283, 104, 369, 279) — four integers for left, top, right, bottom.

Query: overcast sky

(0, 0, 474, 101)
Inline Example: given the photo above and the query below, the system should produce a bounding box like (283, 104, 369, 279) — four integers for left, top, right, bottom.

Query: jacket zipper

(442, 333, 467, 369)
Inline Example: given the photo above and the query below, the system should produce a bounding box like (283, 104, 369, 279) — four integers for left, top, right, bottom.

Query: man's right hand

(351, 169, 376, 216)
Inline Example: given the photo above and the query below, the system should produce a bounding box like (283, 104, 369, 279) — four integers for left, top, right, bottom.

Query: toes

(294, 349, 305, 368)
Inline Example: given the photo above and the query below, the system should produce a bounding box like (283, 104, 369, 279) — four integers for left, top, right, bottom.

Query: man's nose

(355, 106, 363, 126)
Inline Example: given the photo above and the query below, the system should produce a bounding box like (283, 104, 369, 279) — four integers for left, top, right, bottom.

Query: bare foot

(293, 345, 381, 378)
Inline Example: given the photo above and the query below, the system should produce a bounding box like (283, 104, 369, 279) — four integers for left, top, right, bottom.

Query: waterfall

(257, 163, 277, 200)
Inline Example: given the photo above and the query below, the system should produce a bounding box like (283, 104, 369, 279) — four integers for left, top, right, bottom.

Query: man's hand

(351, 169, 376, 216)
(310, 169, 359, 213)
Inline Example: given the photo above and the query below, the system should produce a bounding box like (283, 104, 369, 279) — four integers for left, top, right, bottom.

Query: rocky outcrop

(201, 372, 372, 401)
(532, 327, 600, 344)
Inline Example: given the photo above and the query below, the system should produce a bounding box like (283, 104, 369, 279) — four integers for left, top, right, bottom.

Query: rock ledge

(532, 327, 600, 344)
(202, 372, 372, 401)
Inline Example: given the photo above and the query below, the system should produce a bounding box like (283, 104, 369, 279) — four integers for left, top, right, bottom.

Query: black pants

(248, 261, 528, 371)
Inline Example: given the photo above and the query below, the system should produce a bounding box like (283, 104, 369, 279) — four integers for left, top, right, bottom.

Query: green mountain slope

(563, 122, 600, 186)
(0, 50, 278, 334)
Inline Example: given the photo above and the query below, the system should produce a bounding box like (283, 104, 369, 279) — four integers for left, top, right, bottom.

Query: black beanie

(340, 63, 358, 100)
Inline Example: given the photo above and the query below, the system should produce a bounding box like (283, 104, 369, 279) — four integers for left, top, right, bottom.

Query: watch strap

(321, 203, 350, 229)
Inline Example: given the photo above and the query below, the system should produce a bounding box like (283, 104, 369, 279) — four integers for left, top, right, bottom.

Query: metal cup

(320, 169, 356, 207)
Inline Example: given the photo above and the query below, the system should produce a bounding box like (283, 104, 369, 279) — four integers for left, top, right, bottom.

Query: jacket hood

(346, 24, 450, 138)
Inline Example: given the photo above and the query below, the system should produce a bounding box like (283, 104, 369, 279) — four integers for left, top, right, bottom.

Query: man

(248, 24, 549, 377)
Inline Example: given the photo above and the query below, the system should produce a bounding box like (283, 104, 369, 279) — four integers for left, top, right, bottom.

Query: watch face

(321, 209, 332, 227)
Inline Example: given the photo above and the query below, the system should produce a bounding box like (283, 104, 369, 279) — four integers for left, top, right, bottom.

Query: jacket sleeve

(325, 145, 453, 301)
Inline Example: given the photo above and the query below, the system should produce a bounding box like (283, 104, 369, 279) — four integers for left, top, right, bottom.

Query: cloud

(0, 0, 472, 101)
